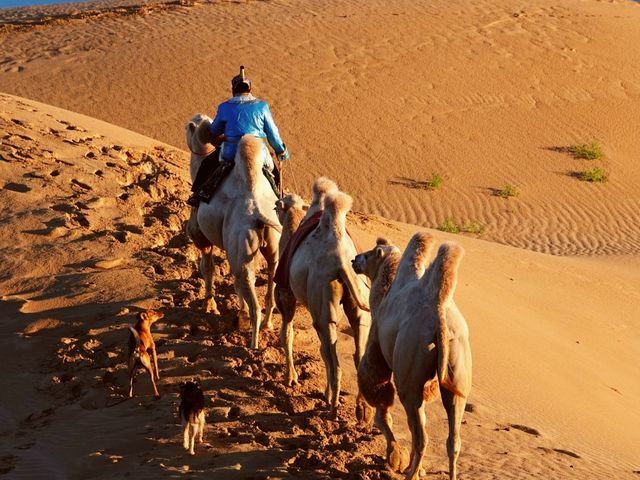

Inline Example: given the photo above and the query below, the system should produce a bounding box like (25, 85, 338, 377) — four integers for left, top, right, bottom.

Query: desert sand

(1, 0, 639, 478)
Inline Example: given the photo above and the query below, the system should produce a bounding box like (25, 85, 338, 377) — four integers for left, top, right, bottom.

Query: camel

(352, 233, 472, 480)
(275, 178, 373, 421)
(185, 114, 282, 350)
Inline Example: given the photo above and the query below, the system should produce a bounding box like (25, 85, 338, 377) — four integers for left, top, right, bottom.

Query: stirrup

(186, 194, 200, 207)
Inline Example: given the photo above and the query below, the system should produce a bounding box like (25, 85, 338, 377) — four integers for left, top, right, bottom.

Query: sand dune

(0, 94, 638, 478)
(1, 0, 640, 477)
(2, 0, 640, 254)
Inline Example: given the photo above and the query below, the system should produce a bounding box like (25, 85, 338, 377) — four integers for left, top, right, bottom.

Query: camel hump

(312, 176, 339, 201)
(236, 135, 265, 190)
(320, 190, 352, 234)
(394, 232, 435, 288)
(421, 241, 465, 394)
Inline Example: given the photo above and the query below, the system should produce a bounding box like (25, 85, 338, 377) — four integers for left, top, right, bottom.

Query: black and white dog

(179, 381, 205, 455)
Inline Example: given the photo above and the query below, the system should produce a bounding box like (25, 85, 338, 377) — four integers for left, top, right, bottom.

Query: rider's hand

(277, 146, 289, 161)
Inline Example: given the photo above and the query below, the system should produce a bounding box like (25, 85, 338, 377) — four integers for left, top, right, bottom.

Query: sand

(2, 0, 640, 255)
(1, 0, 639, 478)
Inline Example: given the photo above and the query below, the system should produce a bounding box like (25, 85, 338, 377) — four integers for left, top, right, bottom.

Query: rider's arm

(262, 103, 289, 160)
(209, 104, 226, 139)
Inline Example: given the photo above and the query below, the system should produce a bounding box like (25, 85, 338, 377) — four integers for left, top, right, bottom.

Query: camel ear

(188, 121, 196, 131)
(375, 246, 385, 258)
(376, 237, 390, 246)
(275, 199, 284, 210)
(139, 311, 149, 322)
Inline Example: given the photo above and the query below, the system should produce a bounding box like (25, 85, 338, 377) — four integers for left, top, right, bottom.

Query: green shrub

(579, 166, 607, 182)
(438, 218, 460, 234)
(461, 220, 485, 235)
(438, 218, 485, 235)
(424, 173, 444, 190)
(569, 142, 602, 160)
(497, 184, 519, 198)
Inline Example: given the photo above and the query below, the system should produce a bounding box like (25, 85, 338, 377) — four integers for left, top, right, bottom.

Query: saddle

(274, 212, 363, 290)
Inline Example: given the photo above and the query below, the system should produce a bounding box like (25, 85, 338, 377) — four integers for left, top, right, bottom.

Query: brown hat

(231, 65, 252, 90)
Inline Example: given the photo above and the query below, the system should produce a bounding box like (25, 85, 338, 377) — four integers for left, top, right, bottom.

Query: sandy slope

(0, 94, 638, 479)
(2, 0, 640, 254)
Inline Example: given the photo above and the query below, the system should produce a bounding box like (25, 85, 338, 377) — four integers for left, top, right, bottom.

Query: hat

(231, 65, 252, 90)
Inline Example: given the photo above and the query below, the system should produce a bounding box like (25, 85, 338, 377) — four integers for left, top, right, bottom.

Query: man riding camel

(188, 66, 289, 206)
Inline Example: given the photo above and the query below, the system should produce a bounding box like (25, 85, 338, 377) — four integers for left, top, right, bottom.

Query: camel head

(274, 193, 307, 224)
(352, 237, 400, 280)
(185, 113, 214, 155)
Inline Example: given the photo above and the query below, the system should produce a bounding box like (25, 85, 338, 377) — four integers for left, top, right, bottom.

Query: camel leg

(327, 319, 342, 419)
(358, 337, 409, 471)
(200, 247, 219, 315)
(314, 293, 342, 418)
(400, 392, 428, 480)
(276, 288, 299, 386)
(441, 388, 466, 480)
(343, 294, 373, 424)
(235, 266, 262, 349)
(260, 235, 278, 331)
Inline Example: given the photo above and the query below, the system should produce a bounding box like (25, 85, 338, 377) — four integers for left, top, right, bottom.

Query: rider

(188, 66, 289, 206)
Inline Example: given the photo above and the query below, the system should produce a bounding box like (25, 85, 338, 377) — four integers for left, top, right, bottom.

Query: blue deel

(210, 94, 288, 165)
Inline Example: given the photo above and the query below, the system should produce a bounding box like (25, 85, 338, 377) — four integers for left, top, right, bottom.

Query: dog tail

(128, 326, 141, 347)
(422, 242, 465, 396)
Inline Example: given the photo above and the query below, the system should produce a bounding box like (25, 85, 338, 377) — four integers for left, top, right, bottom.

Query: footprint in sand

(509, 424, 541, 436)
(3, 182, 31, 193)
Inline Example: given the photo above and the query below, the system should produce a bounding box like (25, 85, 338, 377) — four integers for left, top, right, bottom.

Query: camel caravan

(176, 111, 473, 479)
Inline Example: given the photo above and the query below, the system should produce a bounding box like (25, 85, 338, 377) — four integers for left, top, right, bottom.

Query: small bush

(438, 218, 485, 235)
(461, 220, 485, 235)
(497, 184, 519, 198)
(579, 166, 607, 182)
(424, 173, 444, 190)
(438, 218, 460, 234)
(569, 142, 602, 160)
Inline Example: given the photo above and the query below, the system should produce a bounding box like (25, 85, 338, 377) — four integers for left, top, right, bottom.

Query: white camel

(185, 114, 282, 349)
(276, 178, 373, 421)
(353, 233, 472, 480)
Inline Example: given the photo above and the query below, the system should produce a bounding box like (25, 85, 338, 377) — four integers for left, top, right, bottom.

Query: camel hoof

(329, 406, 339, 420)
(154, 394, 161, 400)
(387, 442, 410, 473)
(356, 402, 374, 427)
(285, 376, 299, 388)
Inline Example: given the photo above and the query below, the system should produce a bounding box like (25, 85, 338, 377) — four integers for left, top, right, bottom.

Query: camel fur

(352, 233, 472, 480)
(185, 114, 282, 350)
(275, 178, 373, 421)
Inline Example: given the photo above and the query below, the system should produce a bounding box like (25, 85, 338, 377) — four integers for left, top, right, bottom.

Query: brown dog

(128, 310, 164, 398)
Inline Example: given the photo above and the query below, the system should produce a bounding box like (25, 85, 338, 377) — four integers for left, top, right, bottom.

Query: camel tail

(423, 242, 465, 396)
(255, 211, 283, 233)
